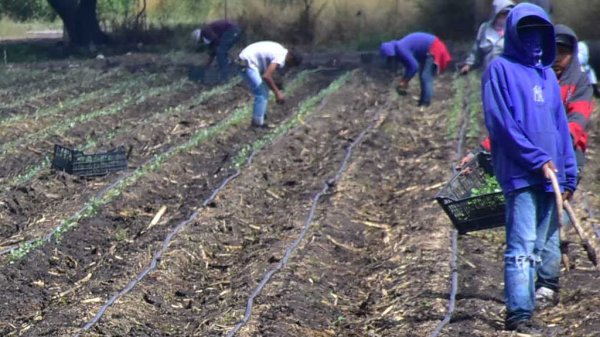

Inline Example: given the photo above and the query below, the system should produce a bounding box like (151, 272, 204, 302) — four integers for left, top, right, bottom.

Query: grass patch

(0, 18, 60, 40)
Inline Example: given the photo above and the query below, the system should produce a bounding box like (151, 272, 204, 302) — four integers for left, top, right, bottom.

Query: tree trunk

(47, 0, 108, 47)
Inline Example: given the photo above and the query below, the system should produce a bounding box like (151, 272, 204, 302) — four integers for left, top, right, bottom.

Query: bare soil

(0, 52, 598, 337)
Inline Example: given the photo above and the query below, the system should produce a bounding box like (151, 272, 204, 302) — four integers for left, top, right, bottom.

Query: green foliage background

(2, 0, 600, 44)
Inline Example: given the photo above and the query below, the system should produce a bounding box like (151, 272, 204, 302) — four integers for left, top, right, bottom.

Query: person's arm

(202, 26, 219, 67)
(565, 76, 594, 152)
(461, 24, 486, 74)
(262, 62, 284, 103)
(556, 94, 579, 193)
(397, 48, 419, 82)
(205, 53, 215, 67)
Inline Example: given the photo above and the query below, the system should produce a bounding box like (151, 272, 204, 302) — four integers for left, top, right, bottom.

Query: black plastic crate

(52, 144, 128, 177)
(435, 152, 505, 234)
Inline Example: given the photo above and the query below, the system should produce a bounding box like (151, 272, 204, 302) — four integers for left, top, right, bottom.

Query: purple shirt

(380, 33, 436, 80)
(201, 19, 238, 48)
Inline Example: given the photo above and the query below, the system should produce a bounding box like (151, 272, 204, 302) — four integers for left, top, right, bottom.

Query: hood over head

(380, 41, 396, 57)
(491, 0, 515, 19)
(526, 0, 553, 16)
(503, 3, 555, 68)
(554, 24, 578, 54)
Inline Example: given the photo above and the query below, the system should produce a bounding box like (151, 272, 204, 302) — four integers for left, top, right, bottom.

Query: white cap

(191, 29, 202, 44)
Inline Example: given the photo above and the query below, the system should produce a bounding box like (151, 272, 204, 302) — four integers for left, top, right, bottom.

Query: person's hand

(542, 161, 558, 179)
(456, 152, 475, 171)
(396, 79, 408, 95)
(562, 190, 573, 201)
(459, 64, 471, 75)
(275, 92, 285, 104)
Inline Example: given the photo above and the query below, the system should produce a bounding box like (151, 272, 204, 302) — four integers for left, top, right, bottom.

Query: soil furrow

(0, 70, 338, 336)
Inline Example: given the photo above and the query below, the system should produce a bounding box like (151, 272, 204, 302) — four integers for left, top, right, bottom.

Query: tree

(46, 0, 108, 46)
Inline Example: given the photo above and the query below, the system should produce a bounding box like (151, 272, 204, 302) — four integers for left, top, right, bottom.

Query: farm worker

(237, 41, 303, 128)
(191, 19, 244, 75)
(379, 32, 452, 107)
(578, 41, 600, 98)
(551, 25, 594, 180)
(459, 0, 515, 75)
(459, 22, 594, 313)
(470, 25, 594, 176)
(481, 4, 577, 333)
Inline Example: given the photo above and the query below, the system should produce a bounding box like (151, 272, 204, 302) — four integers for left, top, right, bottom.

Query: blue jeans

(216, 27, 243, 75)
(241, 67, 269, 125)
(504, 187, 559, 324)
(418, 55, 436, 106)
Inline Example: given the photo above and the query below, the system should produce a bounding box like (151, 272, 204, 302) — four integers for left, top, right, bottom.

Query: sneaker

(250, 122, 272, 129)
(536, 286, 559, 308)
(505, 319, 549, 335)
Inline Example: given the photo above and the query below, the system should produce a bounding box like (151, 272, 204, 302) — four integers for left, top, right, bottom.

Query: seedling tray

(52, 144, 128, 177)
(436, 152, 505, 234)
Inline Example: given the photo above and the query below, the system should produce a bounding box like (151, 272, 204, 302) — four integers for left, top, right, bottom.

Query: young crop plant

(0, 78, 188, 156)
(447, 76, 464, 138)
(466, 72, 484, 140)
(2, 78, 242, 190)
(0, 72, 167, 127)
(233, 71, 351, 168)
(3, 71, 317, 261)
(0, 68, 115, 111)
(470, 174, 502, 197)
(466, 173, 505, 214)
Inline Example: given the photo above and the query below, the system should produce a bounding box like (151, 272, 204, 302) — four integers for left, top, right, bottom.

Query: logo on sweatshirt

(533, 85, 544, 103)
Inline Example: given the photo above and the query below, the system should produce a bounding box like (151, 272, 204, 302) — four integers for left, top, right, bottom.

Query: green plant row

(466, 72, 483, 140)
(0, 68, 114, 110)
(0, 67, 78, 97)
(447, 75, 465, 139)
(0, 71, 168, 127)
(7, 69, 318, 262)
(0, 66, 53, 88)
(0, 78, 189, 156)
(1, 78, 241, 190)
(233, 71, 351, 168)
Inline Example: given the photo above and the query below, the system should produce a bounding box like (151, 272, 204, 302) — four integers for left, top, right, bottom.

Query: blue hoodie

(379, 33, 436, 80)
(482, 3, 577, 194)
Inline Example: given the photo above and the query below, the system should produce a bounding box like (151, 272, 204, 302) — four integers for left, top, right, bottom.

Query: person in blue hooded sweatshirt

(482, 3, 577, 333)
(379, 33, 452, 107)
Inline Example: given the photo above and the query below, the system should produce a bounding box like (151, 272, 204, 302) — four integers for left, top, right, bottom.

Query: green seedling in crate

(465, 174, 505, 219)
(471, 174, 502, 197)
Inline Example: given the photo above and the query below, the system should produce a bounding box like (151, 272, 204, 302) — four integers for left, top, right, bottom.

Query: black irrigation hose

(428, 230, 459, 337)
(74, 151, 256, 336)
(224, 122, 375, 337)
(429, 75, 472, 337)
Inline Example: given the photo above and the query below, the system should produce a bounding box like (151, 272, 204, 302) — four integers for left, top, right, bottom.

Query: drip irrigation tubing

(224, 121, 375, 337)
(429, 75, 472, 337)
(428, 230, 459, 337)
(74, 151, 256, 336)
(1, 69, 326, 260)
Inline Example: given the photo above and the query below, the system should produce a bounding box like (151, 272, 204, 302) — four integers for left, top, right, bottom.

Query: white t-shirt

(239, 41, 288, 73)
